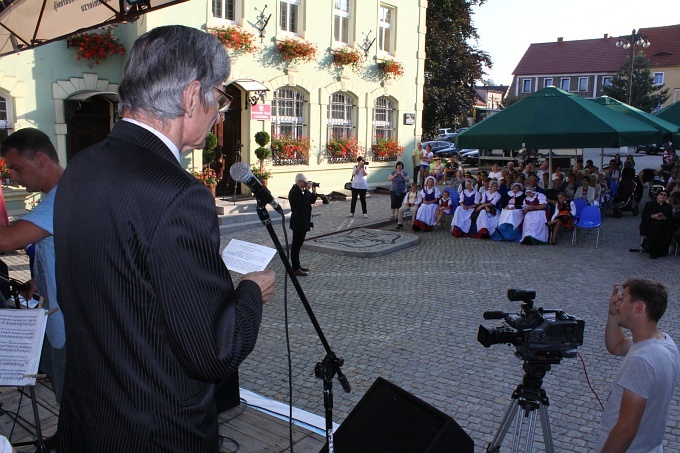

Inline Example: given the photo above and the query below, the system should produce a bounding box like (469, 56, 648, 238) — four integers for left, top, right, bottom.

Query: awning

(227, 79, 270, 93)
(67, 91, 119, 103)
(0, 0, 190, 57)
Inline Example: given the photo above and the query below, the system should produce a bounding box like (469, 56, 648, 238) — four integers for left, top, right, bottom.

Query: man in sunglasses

(54, 25, 275, 452)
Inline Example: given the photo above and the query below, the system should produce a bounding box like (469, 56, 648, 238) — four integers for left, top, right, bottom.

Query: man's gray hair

(118, 25, 230, 122)
(295, 173, 307, 183)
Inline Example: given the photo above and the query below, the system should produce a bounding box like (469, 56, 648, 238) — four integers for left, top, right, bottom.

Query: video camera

(477, 289, 585, 363)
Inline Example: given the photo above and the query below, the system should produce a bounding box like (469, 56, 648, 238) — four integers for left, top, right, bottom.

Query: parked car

(434, 144, 460, 158)
(437, 127, 469, 142)
(459, 149, 479, 165)
(635, 143, 665, 155)
(421, 140, 453, 154)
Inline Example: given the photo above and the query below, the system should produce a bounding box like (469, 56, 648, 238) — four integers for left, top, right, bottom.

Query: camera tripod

(487, 360, 556, 453)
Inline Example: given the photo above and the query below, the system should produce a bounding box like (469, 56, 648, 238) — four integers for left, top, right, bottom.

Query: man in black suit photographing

(54, 26, 275, 452)
(288, 173, 318, 276)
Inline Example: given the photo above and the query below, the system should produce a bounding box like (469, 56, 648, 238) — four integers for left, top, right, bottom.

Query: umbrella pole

(600, 148, 604, 173)
(549, 150, 553, 189)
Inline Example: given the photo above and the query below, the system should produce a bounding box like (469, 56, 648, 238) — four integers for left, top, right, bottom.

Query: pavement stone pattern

(3, 176, 678, 452)
(305, 228, 420, 257)
(220, 192, 680, 452)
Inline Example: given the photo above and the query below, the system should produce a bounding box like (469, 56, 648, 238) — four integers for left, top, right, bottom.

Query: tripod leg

(539, 403, 555, 453)
(487, 398, 519, 452)
(511, 405, 527, 453)
(525, 408, 538, 452)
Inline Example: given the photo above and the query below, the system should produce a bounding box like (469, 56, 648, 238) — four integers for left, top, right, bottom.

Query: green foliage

(422, 0, 491, 138)
(203, 133, 218, 165)
(602, 52, 670, 113)
(254, 146, 271, 162)
(254, 131, 271, 147)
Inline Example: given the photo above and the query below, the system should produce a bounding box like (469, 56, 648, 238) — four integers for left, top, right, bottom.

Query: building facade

(511, 24, 680, 109)
(0, 0, 427, 206)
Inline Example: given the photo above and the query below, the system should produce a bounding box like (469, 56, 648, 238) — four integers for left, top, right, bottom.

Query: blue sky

(471, 0, 680, 85)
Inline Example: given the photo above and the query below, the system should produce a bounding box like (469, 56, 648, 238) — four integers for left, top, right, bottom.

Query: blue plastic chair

(571, 198, 588, 222)
(571, 206, 602, 248)
(609, 180, 618, 198)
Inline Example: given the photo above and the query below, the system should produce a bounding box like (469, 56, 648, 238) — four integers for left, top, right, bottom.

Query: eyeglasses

(213, 86, 234, 113)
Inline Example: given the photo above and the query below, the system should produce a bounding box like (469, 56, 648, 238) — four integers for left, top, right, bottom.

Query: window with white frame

(544, 78, 553, 88)
(0, 94, 11, 145)
(373, 97, 395, 142)
(602, 76, 613, 88)
(212, 0, 236, 21)
(271, 87, 306, 138)
(280, 0, 300, 34)
(378, 5, 394, 54)
(578, 77, 588, 92)
(334, 0, 351, 44)
(653, 72, 664, 85)
(522, 78, 532, 93)
(561, 78, 570, 91)
(327, 92, 354, 138)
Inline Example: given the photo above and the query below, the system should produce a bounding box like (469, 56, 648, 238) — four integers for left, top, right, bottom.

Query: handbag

(344, 168, 355, 190)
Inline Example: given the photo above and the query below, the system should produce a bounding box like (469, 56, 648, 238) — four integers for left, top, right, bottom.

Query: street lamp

(615, 29, 650, 105)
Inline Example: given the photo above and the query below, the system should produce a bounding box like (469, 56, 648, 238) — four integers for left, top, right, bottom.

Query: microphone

(483, 311, 508, 320)
(229, 162, 283, 214)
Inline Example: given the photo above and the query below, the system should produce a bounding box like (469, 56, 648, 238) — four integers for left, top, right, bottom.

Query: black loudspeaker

(321, 377, 474, 452)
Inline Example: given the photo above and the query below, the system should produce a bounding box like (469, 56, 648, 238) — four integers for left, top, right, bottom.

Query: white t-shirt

(351, 164, 369, 189)
(489, 171, 502, 181)
(419, 151, 433, 167)
(597, 334, 680, 452)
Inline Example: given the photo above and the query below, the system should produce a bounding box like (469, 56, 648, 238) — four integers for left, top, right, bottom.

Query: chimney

(604, 33, 609, 39)
(557, 37, 563, 43)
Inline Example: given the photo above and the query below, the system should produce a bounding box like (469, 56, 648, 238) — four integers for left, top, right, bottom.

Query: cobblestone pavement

(3, 175, 677, 451)
(220, 192, 680, 452)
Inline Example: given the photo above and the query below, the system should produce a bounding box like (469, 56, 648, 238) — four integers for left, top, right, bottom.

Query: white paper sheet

(0, 309, 48, 386)
(221, 239, 276, 274)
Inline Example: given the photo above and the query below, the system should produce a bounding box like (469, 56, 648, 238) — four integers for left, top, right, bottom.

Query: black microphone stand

(255, 200, 350, 453)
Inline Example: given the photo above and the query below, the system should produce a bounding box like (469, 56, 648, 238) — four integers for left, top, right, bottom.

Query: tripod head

(522, 359, 560, 391)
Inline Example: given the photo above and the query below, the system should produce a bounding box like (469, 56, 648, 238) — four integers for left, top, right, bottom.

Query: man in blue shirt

(0, 128, 64, 404)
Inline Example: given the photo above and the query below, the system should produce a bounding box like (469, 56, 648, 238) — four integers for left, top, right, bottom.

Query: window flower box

(371, 137, 403, 162)
(326, 135, 362, 164)
(271, 135, 310, 166)
(67, 26, 125, 65)
(331, 47, 364, 73)
(209, 26, 257, 53)
(277, 37, 317, 64)
(378, 59, 404, 79)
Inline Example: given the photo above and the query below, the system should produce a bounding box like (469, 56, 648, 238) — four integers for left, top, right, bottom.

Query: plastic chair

(609, 180, 618, 198)
(571, 198, 588, 222)
(571, 206, 602, 248)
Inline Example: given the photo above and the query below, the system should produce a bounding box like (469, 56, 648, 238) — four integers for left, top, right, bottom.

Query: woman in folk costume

(451, 178, 481, 237)
(546, 191, 573, 245)
(472, 180, 502, 239)
(520, 186, 550, 245)
(492, 183, 525, 242)
(412, 176, 441, 232)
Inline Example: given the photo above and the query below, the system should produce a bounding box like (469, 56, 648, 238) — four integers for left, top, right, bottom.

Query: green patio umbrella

(653, 101, 680, 143)
(456, 86, 663, 150)
(592, 96, 679, 142)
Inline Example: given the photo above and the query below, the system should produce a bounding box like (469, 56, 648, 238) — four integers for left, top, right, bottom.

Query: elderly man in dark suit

(54, 26, 275, 452)
(288, 173, 317, 276)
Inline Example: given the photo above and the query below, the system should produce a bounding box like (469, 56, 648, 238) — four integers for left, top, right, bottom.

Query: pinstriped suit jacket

(54, 121, 263, 452)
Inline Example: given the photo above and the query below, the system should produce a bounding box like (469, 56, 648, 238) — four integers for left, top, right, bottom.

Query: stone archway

(53, 73, 119, 164)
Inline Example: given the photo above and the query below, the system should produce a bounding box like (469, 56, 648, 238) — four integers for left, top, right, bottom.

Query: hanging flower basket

(326, 135, 362, 164)
(371, 137, 403, 162)
(271, 135, 310, 166)
(331, 47, 364, 73)
(277, 38, 317, 64)
(378, 59, 404, 79)
(209, 26, 257, 53)
(67, 26, 125, 65)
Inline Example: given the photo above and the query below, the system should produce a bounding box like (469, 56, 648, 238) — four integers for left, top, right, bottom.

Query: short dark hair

(357, 156, 364, 162)
(396, 161, 404, 168)
(622, 278, 668, 322)
(0, 128, 59, 163)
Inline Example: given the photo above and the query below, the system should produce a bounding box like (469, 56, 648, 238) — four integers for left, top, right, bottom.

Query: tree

(603, 51, 670, 113)
(423, 0, 491, 138)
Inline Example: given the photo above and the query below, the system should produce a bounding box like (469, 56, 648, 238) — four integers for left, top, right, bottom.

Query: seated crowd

(394, 152, 680, 253)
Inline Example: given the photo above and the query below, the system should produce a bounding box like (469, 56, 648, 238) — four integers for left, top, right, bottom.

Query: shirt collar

(123, 118, 180, 162)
